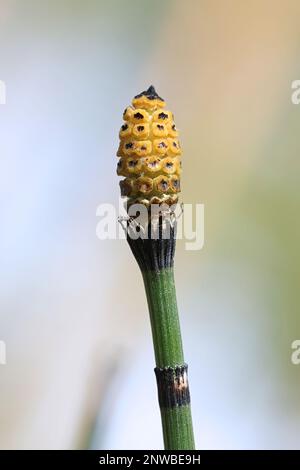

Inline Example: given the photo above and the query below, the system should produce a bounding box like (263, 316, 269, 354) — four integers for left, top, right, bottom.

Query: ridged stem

(142, 268, 183, 367)
(142, 268, 195, 450)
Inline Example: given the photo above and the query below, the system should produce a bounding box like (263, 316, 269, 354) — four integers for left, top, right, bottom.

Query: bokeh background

(1, 0, 300, 449)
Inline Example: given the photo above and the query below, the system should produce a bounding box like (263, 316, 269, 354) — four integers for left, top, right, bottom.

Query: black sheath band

(126, 216, 176, 272)
(154, 363, 191, 408)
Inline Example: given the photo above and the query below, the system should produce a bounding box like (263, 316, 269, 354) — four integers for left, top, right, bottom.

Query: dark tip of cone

(147, 85, 156, 95)
(134, 86, 164, 101)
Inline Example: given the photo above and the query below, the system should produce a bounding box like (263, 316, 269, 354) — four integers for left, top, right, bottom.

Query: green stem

(142, 268, 195, 450)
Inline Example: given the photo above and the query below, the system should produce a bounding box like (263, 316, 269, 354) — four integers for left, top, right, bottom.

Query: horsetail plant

(117, 86, 195, 450)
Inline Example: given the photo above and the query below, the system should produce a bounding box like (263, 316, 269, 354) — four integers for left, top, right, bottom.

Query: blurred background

(1, 0, 300, 449)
